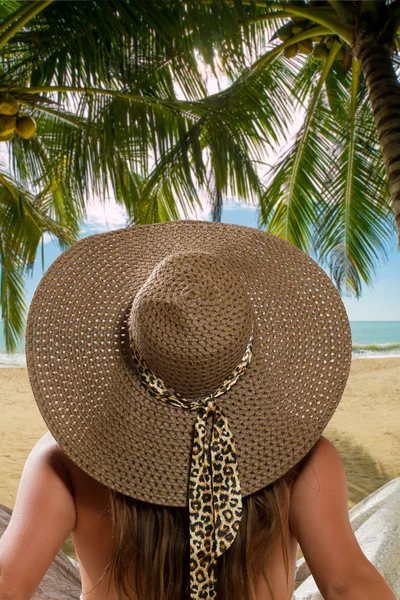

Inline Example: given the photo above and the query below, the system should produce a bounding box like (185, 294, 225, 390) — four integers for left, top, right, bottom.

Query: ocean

(0, 321, 399, 367)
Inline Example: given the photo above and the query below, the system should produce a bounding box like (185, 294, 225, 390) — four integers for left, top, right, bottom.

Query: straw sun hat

(26, 219, 352, 598)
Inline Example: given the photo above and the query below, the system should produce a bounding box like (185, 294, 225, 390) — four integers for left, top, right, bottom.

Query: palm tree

(0, 0, 398, 352)
(0, 0, 269, 351)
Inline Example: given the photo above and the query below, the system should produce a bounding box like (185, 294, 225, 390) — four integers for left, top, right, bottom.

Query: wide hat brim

(26, 220, 352, 506)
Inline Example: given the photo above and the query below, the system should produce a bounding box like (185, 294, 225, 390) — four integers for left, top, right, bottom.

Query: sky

(24, 194, 400, 322)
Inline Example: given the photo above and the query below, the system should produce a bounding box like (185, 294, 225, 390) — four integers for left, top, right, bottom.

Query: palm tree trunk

(352, 10, 400, 248)
(211, 188, 223, 222)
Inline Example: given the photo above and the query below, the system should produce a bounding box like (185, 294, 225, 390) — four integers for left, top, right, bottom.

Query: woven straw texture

(26, 220, 352, 507)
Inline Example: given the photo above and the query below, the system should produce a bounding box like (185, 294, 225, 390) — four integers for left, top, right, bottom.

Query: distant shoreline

(2, 321, 400, 364)
(2, 349, 400, 367)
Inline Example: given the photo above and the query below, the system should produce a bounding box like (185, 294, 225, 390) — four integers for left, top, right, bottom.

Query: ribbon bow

(130, 333, 253, 599)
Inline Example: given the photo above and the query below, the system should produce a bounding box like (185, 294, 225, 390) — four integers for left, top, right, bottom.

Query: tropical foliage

(0, 0, 399, 351)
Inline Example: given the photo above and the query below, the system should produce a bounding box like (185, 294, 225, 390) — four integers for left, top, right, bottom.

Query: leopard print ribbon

(130, 332, 253, 599)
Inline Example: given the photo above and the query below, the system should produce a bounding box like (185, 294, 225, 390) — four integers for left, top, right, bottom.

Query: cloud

(41, 195, 212, 244)
(41, 196, 128, 243)
(41, 232, 55, 244)
(221, 199, 258, 212)
(82, 196, 129, 230)
(41, 194, 259, 244)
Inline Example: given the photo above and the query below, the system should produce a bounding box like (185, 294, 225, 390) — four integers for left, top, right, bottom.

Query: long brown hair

(85, 464, 302, 600)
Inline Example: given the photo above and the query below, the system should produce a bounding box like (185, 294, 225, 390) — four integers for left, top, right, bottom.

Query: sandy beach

(1, 358, 400, 560)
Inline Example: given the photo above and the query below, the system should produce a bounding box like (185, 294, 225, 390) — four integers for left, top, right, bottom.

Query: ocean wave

(352, 342, 400, 359)
(0, 353, 27, 368)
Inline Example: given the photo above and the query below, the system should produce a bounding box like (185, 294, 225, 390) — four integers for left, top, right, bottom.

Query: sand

(0, 358, 399, 560)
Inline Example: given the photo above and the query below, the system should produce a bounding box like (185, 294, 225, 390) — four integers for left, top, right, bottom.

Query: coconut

(298, 39, 313, 55)
(291, 21, 309, 35)
(336, 45, 345, 60)
(325, 37, 336, 50)
(0, 93, 19, 116)
(16, 116, 36, 139)
(284, 44, 299, 59)
(292, 25, 305, 35)
(313, 43, 330, 60)
(0, 115, 16, 136)
(0, 131, 14, 142)
(277, 23, 294, 42)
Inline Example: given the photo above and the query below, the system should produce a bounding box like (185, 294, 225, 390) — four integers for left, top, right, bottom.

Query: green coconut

(0, 131, 14, 142)
(284, 44, 299, 59)
(336, 45, 345, 60)
(298, 39, 313, 55)
(0, 93, 19, 116)
(325, 36, 336, 50)
(16, 115, 36, 139)
(291, 21, 309, 35)
(277, 22, 294, 42)
(313, 43, 330, 60)
(0, 115, 16, 136)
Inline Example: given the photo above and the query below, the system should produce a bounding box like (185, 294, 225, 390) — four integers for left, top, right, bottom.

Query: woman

(0, 220, 397, 600)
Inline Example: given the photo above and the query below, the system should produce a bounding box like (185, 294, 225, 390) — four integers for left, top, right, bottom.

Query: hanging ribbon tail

(187, 402, 243, 599)
(188, 408, 218, 600)
(211, 406, 243, 558)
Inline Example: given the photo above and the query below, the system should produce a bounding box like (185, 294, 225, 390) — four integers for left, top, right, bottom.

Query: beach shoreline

(1, 351, 400, 365)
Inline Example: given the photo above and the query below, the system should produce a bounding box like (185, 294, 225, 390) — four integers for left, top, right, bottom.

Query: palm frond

(313, 59, 394, 297)
(257, 43, 343, 250)
(0, 168, 79, 351)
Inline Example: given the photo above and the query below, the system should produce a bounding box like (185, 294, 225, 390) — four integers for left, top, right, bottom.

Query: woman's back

(70, 467, 297, 600)
(50, 432, 345, 600)
(65, 455, 298, 600)
(1, 430, 395, 600)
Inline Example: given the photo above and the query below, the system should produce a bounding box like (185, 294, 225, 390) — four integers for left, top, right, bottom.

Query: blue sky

(23, 196, 400, 322)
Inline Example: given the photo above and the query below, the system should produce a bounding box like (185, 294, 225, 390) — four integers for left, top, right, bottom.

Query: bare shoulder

(287, 435, 344, 505)
(310, 433, 339, 458)
(35, 430, 60, 450)
(36, 432, 109, 502)
(38, 432, 74, 486)
(297, 434, 342, 480)
(284, 435, 335, 488)
(33, 432, 65, 465)
(0, 435, 77, 599)
(35, 432, 75, 469)
(289, 435, 369, 595)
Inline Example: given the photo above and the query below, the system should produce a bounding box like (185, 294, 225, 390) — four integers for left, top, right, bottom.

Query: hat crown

(128, 250, 254, 398)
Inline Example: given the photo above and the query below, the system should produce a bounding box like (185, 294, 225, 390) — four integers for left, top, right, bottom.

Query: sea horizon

(0, 320, 399, 367)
